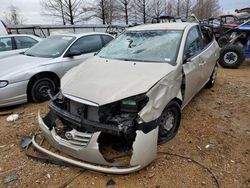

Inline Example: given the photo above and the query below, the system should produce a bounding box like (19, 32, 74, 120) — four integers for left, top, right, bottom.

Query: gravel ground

(0, 61, 249, 188)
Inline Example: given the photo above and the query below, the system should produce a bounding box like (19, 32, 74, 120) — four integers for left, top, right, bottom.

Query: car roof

(127, 22, 197, 31)
(51, 32, 114, 38)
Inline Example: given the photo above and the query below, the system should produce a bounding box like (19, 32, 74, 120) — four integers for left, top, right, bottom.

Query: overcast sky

(0, 0, 249, 24)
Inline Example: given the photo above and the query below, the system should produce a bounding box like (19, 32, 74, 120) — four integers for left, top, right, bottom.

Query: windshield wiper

(122, 58, 146, 62)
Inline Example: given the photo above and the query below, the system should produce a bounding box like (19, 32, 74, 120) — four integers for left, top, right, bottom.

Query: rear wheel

(219, 45, 245, 68)
(30, 77, 57, 102)
(158, 101, 181, 145)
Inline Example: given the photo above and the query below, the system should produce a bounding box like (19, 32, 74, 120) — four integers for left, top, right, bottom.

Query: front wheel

(30, 78, 57, 103)
(219, 45, 245, 68)
(158, 101, 181, 145)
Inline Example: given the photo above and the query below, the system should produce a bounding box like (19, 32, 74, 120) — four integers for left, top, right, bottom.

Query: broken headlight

(120, 95, 148, 113)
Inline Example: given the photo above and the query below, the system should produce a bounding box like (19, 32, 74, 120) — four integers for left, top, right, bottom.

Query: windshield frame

(24, 35, 76, 58)
(97, 29, 183, 65)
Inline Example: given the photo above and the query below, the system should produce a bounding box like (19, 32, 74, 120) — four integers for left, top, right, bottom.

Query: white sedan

(0, 33, 114, 107)
(0, 34, 41, 59)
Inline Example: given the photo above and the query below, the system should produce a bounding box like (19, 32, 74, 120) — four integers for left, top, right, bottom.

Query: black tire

(205, 63, 218, 88)
(219, 45, 245, 68)
(158, 101, 181, 145)
(30, 77, 57, 103)
(218, 36, 229, 48)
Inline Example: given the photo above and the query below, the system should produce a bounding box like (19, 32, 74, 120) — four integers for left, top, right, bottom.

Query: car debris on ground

(6, 114, 19, 122)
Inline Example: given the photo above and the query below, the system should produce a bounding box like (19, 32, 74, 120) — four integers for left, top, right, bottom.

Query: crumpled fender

(138, 65, 183, 122)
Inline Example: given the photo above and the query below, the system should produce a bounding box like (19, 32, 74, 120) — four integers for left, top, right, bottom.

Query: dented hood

(61, 57, 175, 105)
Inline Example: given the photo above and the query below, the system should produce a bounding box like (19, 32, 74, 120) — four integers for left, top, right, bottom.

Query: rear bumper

(0, 80, 28, 107)
(34, 112, 158, 174)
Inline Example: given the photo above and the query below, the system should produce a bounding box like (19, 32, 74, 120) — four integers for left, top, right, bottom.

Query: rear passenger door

(62, 35, 103, 73)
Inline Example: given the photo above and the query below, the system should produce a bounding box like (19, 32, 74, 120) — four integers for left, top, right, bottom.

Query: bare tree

(41, 0, 89, 25)
(207, 0, 220, 17)
(133, 0, 152, 23)
(192, 0, 220, 19)
(89, 0, 119, 24)
(106, 0, 120, 24)
(177, 0, 180, 16)
(180, 0, 193, 17)
(186, 0, 190, 17)
(152, 0, 164, 20)
(164, 0, 183, 17)
(117, 0, 131, 25)
(91, 0, 106, 24)
(164, 0, 174, 16)
(4, 5, 24, 25)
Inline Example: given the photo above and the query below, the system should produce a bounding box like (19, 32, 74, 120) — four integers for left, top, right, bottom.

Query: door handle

(199, 61, 207, 66)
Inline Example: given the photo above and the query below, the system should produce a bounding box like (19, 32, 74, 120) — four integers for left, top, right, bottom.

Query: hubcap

(39, 85, 50, 97)
(34, 79, 55, 101)
(159, 111, 175, 136)
(224, 52, 238, 64)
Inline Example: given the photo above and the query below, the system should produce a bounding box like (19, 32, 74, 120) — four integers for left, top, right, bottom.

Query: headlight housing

(98, 94, 149, 124)
(120, 95, 148, 113)
(0, 81, 8, 88)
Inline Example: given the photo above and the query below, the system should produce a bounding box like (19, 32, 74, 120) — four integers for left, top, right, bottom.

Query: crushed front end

(33, 91, 159, 174)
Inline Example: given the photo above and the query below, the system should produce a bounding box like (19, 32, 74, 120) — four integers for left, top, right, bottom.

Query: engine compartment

(42, 91, 152, 162)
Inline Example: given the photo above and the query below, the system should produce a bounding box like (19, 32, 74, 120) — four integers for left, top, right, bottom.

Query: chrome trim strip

(64, 94, 99, 106)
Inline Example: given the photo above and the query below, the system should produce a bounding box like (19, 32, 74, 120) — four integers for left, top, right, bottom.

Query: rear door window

(14, 36, 38, 49)
(0, 37, 13, 51)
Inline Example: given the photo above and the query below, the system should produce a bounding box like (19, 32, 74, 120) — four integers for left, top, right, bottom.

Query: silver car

(0, 34, 41, 59)
(0, 33, 114, 107)
(32, 22, 220, 174)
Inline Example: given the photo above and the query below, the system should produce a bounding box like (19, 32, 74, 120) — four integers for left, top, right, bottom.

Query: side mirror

(66, 50, 82, 57)
(183, 54, 188, 64)
(183, 54, 192, 64)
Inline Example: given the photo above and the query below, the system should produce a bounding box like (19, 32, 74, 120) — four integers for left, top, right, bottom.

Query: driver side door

(182, 26, 205, 106)
(62, 35, 103, 73)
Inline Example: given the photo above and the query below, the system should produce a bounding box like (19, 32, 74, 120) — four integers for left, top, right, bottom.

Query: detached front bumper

(33, 112, 158, 174)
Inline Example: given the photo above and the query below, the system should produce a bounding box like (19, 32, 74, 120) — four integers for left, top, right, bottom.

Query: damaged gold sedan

(31, 22, 220, 174)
